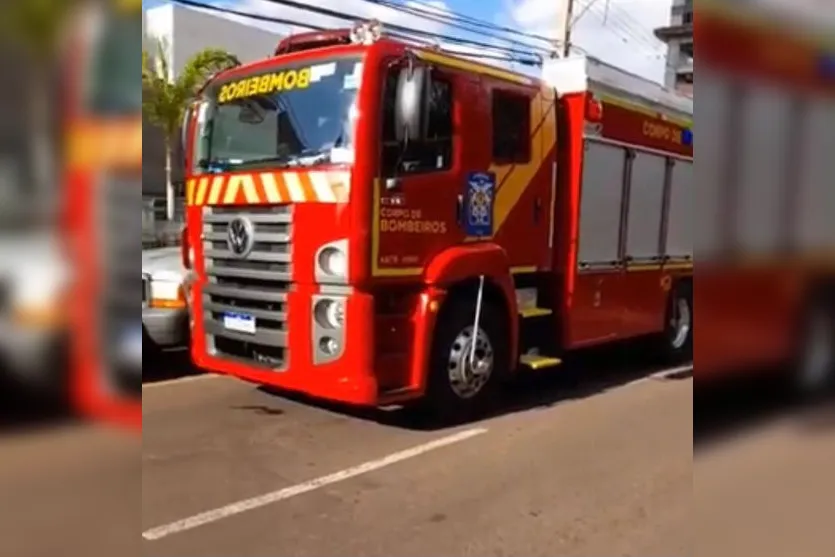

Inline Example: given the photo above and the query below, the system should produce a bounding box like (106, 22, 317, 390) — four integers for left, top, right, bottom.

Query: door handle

(533, 197, 542, 224)
(456, 194, 464, 225)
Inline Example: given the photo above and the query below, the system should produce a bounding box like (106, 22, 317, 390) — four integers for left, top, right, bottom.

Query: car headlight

(149, 279, 186, 310)
(313, 298, 344, 329)
(317, 246, 346, 278)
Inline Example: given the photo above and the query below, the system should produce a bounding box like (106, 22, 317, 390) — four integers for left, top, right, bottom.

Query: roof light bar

(350, 19, 383, 45)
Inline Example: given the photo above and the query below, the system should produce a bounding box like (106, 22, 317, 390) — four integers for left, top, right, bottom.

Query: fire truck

(63, 0, 142, 428)
(181, 22, 693, 420)
(697, 1, 834, 394)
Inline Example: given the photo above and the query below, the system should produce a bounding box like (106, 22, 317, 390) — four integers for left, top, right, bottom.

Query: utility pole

(555, 0, 576, 56)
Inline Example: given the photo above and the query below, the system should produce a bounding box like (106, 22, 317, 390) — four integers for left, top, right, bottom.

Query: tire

(421, 296, 510, 425)
(660, 281, 693, 364)
(793, 300, 835, 399)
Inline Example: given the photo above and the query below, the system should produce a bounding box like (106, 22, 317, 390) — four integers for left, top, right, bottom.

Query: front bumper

(143, 307, 189, 348)
(192, 287, 443, 406)
(193, 288, 379, 405)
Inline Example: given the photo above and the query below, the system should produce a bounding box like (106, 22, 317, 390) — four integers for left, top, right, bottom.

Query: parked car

(0, 230, 70, 402)
(142, 246, 190, 358)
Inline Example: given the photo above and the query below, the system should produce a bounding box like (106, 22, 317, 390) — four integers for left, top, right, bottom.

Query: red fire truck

(696, 1, 834, 394)
(182, 22, 693, 420)
(63, 0, 142, 428)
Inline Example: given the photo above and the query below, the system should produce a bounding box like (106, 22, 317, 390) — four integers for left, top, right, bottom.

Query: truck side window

(381, 69, 453, 175)
(492, 90, 531, 164)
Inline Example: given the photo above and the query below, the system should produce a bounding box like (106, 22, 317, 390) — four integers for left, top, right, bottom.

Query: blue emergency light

(818, 53, 835, 80)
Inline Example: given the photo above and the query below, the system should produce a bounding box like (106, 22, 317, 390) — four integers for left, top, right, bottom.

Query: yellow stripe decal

(415, 50, 532, 85)
(492, 90, 557, 235)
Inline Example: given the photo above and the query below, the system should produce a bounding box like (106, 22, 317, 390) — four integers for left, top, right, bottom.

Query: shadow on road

(141, 347, 202, 384)
(258, 339, 692, 431)
(0, 373, 75, 433)
(694, 373, 835, 450)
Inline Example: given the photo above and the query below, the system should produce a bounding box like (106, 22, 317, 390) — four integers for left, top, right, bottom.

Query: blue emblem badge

(464, 171, 496, 237)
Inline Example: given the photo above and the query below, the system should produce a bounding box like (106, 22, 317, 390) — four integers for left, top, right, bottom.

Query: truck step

(519, 353, 563, 370)
(518, 307, 553, 318)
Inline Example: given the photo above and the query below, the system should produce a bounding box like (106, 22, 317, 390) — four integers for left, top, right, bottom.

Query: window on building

(491, 90, 530, 164)
(381, 68, 453, 175)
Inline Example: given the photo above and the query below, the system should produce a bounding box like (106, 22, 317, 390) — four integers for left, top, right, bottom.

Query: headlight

(313, 298, 344, 329)
(317, 247, 346, 278)
(149, 279, 186, 309)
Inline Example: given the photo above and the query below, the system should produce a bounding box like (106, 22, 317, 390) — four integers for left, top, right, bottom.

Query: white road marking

(142, 427, 488, 540)
(142, 374, 220, 389)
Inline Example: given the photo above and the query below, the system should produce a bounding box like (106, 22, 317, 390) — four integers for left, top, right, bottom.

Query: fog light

(319, 336, 339, 355)
(314, 298, 344, 329)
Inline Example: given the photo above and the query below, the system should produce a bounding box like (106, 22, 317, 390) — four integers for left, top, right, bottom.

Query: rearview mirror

(394, 64, 429, 143)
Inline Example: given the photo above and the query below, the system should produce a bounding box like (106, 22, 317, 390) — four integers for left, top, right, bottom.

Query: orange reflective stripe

(186, 171, 351, 205)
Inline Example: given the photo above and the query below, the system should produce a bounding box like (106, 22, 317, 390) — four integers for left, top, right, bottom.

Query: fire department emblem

(227, 216, 255, 258)
(464, 171, 496, 237)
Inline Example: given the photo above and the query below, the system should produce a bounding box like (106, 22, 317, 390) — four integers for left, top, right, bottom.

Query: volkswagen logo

(226, 216, 255, 258)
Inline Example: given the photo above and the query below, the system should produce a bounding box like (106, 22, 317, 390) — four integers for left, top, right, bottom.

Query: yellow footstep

(519, 354, 562, 370)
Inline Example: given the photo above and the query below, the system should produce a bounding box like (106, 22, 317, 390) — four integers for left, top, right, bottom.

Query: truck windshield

(84, 10, 141, 114)
(203, 56, 362, 169)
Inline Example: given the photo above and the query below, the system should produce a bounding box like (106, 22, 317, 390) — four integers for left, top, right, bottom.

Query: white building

(142, 2, 284, 196)
(654, 0, 693, 96)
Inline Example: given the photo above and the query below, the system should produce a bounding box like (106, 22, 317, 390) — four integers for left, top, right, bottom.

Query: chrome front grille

(201, 205, 292, 369)
(100, 173, 142, 396)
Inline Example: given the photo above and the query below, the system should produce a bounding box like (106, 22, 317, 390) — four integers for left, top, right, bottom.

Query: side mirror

(394, 64, 429, 143)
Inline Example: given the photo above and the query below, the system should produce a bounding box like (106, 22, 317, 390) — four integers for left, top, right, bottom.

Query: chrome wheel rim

(447, 325, 494, 399)
(671, 296, 691, 350)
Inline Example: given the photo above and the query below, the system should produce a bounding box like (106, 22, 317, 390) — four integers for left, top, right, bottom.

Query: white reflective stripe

(195, 177, 210, 205)
(222, 176, 241, 204)
(308, 171, 335, 202)
(284, 173, 306, 202)
(260, 173, 281, 203)
(241, 175, 259, 203)
(207, 176, 224, 204)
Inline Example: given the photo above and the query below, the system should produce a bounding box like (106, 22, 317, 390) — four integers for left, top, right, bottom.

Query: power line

(260, 0, 548, 59)
(172, 0, 682, 77)
(172, 0, 546, 65)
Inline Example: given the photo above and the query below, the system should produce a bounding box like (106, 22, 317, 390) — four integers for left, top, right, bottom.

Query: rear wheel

(422, 297, 509, 425)
(794, 301, 835, 398)
(661, 281, 693, 364)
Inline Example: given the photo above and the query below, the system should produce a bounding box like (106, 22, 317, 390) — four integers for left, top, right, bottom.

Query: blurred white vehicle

(0, 230, 69, 399)
(142, 247, 190, 356)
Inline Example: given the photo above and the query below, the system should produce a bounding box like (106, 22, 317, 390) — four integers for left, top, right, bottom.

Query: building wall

(142, 4, 284, 196)
(656, 0, 693, 95)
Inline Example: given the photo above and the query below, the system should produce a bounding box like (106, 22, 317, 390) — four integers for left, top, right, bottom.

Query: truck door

(371, 64, 459, 277)
(488, 86, 558, 271)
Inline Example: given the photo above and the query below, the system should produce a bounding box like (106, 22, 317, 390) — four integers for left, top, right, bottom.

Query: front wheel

(422, 297, 510, 425)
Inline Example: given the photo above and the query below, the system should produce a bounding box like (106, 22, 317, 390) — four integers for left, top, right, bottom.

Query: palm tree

(142, 39, 239, 220)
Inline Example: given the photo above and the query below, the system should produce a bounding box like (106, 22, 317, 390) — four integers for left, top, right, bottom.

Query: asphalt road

(141, 351, 694, 557)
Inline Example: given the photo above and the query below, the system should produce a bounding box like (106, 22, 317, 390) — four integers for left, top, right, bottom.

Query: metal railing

(142, 196, 185, 248)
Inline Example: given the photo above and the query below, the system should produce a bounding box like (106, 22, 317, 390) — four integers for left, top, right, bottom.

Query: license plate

(223, 312, 256, 334)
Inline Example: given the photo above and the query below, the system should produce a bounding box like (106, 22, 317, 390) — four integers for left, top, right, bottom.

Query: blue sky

(143, 0, 674, 82)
